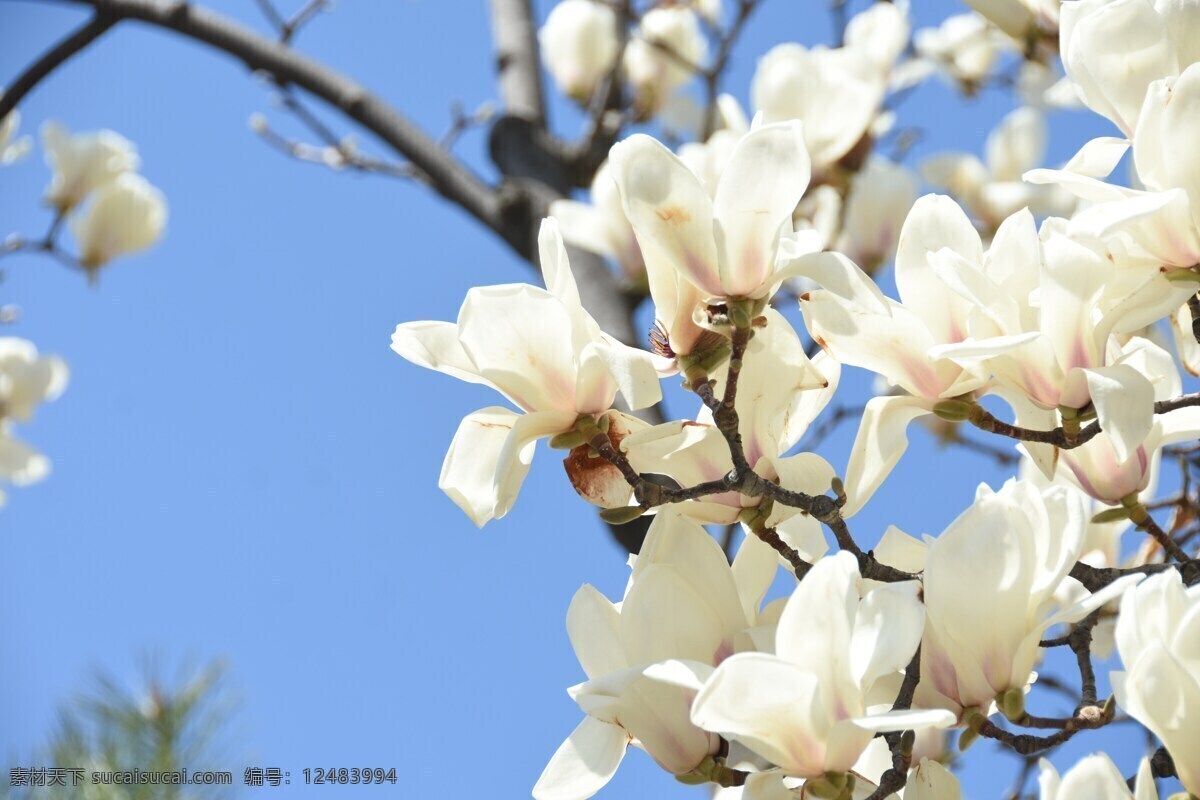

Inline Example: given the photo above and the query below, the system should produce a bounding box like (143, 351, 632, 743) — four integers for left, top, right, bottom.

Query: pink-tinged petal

(1079, 365, 1155, 463)
(1144, 63, 1200, 233)
(609, 134, 722, 296)
(533, 716, 629, 800)
(711, 121, 810, 297)
(458, 284, 580, 413)
(894, 194, 980, 344)
(1068, 188, 1200, 268)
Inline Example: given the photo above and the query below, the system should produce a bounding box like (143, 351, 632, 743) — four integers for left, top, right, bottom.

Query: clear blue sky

(0, 0, 1171, 796)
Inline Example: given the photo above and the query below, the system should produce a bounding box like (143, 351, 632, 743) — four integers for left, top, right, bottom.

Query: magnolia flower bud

(539, 0, 620, 102)
(564, 413, 636, 509)
(41, 121, 139, 211)
(70, 172, 168, 272)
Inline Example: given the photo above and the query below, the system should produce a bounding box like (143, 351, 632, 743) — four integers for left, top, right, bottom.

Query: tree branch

(0, 12, 117, 121)
(488, 0, 546, 127)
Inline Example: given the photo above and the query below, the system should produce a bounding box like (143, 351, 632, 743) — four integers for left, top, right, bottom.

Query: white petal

(842, 395, 934, 517)
(1061, 136, 1130, 178)
(493, 410, 581, 518)
(893, 194, 980, 344)
(567, 584, 627, 680)
(437, 407, 521, 527)
(533, 716, 629, 800)
(1080, 365, 1155, 463)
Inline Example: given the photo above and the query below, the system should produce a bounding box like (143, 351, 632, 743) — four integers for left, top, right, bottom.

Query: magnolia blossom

(71, 172, 168, 272)
(624, 6, 707, 114)
(623, 324, 837, 565)
(550, 162, 643, 283)
(925, 212, 1192, 475)
(1038, 754, 1158, 800)
(851, 739, 961, 800)
(1027, 63, 1200, 271)
(921, 107, 1074, 231)
(689, 552, 954, 781)
(0, 338, 69, 507)
(609, 122, 885, 365)
(800, 195, 990, 516)
(42, 121, 139, 211)
(533, 511, 778, 800)
(835, 156, 918, 272)
(917, 479, 1142, 719)
(1059, 0, 1200, 137)
(1113, 569, 1200, 796)
(539, 0, 620, 102)
(390, 219, 662, 526)
(751, 3, 906, 169)
(0, 90, 30, 165)
(911, 13, 1012, 90)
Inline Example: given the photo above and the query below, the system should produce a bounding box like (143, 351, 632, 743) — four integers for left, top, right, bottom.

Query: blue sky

(0, 0, 1171, 797)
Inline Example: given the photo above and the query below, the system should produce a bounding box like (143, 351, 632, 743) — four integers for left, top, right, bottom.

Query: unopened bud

(600, 506, 646, 525)
(899, 729, 916, 759)
(957, 726, 980, 752)
(998, 687, 1025, 723)
(1165, 268, 1200, 284)
(932, 398, 976, 422)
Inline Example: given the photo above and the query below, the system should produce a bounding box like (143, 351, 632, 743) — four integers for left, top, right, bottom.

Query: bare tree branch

(488, 0, 546, 127)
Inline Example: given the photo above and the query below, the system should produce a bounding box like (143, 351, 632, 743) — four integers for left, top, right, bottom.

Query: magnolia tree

(5, 0, 1200, 798)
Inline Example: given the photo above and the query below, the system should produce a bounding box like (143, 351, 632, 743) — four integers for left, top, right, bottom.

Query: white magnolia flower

(623, 321, 837, 545)
(42, 121, 139, 211)
(390, 219, 663, 526)
(1113, 569, 1200, 796)
(751, 43, 885, 170)
(539, 0, 620, 102)
(927, 214, 1192, 476)
(906, 758, 963, 800)
(533, 511, 779, 800)
(1038, 753, 1158, 800)
(800, 195, 991, 516)
(689, 551, 954, 781)
(1026, 63, 1200, 272)
(0, 338, 69, 423)
(836, 155, 918, 272)
(550, 162, 643, 282)
(71, 172, 168, 271)
(918, 478, 1142, 719)
(0, 425, 50, 504)
(624, 6, 707, 114)
(912, 13, 1013, 89)
(609, 123, 886, 364)
(0, 90, 31, 165)
(1059, 0, 1200, 137)
(921, 107, 1075, 231)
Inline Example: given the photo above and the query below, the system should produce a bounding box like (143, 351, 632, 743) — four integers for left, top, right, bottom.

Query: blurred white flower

(836, 156, 918, 272)
(1038, 753, 1158, 800)
(624, 6, 707, 115)
(42, 121, 139, 211)
(0, 90, 31, 165)
(71, 172, 168, 271)
(539, 0, 620, 102)
(550, 162, 644, 283)
(912, 13, 1012, 90)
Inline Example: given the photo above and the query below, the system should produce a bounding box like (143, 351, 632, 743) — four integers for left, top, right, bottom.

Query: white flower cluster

(41, 121, 167, 274)
(0, 338, 67, 508)
(389, 1, 1200, 798)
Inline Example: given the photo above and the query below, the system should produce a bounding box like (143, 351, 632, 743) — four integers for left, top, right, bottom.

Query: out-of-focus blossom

(0, 89, 31, 165)
(921, 107, 1075, 231)
(624, 6, 707, 115)
(533, 511, 778, 800)
(1038, 753, 1158, 800)
(550, 162, 644, 283)
(390, 219, 662, 526)
(690, 552, 954, 782)
(1113, 569, 1200, 796)
(71, 172, 168, 272)
(42, 121, 139, 211)
(539, 0, 620, 103)
(0, 338, 69, 508)
(911, 13, 1013, 90)
(836, 156, 918, 272)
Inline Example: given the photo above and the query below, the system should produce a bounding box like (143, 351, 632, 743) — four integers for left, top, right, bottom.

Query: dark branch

(488, 0, 546, 127)
(0, 12, 117, 121)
